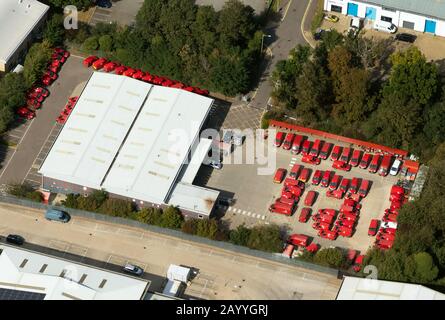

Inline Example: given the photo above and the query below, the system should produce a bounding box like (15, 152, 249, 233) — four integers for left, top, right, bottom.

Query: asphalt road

(0, 203, 342, 300)
(0, 56, 93, 185)
(248, 0, 310, 110)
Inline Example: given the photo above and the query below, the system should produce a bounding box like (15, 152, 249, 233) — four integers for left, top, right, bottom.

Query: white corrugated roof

(0, 245, 149, 300)
(0, 0, 49, 65)
(337, 276, 445, 300)
(168, 182, 219, 216)
(39, 72, 216, 210)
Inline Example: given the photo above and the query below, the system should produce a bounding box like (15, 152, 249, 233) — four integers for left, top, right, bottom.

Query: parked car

(368, 154, 381, 173)
(288, 234, 309, 247)
(45, 209, 70, 223)
(318, 229, 338, 241)
(349, 177, 360, 194)
(340, 147, 351, 163)
(324, 14, 339, 23)
(352, 255, 364, 272)
(233, 133, 244, 146)
(320, 170, 332, 188)
(92, 58, 108, 70)
(17, 107, 35, 120)
(123, 263, 143, 276)
(282, 133, 295, 150)
(359, 153, 372, 169)
(83, 55, 98, 67)
(301, 140, 312, 155)
(290, 164, 302, 179)
(332, 160, 351, 171)
(339, 178, 350, 193)
(395, 33, 416, 43)
(29, 87, 49, 98)
(328, 175, 341, 190)
(319, 142, 332, 160)
(330, 145, 341, 161)
(349, 17, 363, 35)
(298, 168, 311, 183)
(312, 170, 323, 185)
(207, 160, 222, 170)
(298, 208, 311, 223)
(132, 70, 144, 80)
(368, 219, 379, 236)
(358, 179, 370, 198)
(97, 0, 112, 8)
(374, 20, 397, 34)
(123, 68, 136, 77)
(274, 131, 285, 147)
(309, 139, 323, 157)
(6, 234, 25, 245)
(114, 65, 127, 75)
(378, 155, 393, 176)
(54, 47, 70, 58)
(304, 191, 317, 206)
(301, 154, 321, 165)
(269, 202, 294, 216)
(103, 61, 119, 72)
(349, 149, 362, 167)
(291, 135, 305, 154)
(389, 159, 402, 176)
(273, 168, 287, 183)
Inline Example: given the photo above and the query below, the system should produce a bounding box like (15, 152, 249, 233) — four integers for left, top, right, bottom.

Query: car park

(330, 145, 341, 161)
(320, 170, 332, 188)
(389, 159, 402, 176)
(298, 168, 311, 183)
(291, 135, 305, 154)
(395, 33, 416, 43)
(332, 160, 351, 171)
(309, 139, 323, 157)
(6, 234, 25, 245)
(319, 142, 332, 160)
(328, 175, 341, 190)
(368, 154, 381, 173)
(304, 191, 317, 206)
(358, 179, 370, 198)
(282, 133, 295, 150)
(340, 147, 351, 163)
(123, 263, 144, 276)
(359, 153, 372, 169)
(312, 170, 322, 185)
(290, 164, 302, 179)
(349, 149, 362, 167)
(83, 55, 98, 67)
(301, 154, 321, 165)
(298, 208, 311, 223)
(92, 58, 108, 70)
(274, 131, 285, 147)
(274, 168, 286, 183)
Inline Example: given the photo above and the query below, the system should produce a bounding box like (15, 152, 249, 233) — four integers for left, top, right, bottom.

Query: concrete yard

(0, 203, 341, 300)
(201, 131, 400, 253)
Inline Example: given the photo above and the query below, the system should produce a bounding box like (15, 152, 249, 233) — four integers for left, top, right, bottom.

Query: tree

(98, 198, 135, 217)
(181, 219, 199, 234)
(61, 194, 80, 208)
(405, 252, 439, 283)
(46, 0, 93, 9)
(23, 40, 52, 88)
(82, 36, 99, 52)
(313, 248, 345, 268)
(246, 225, 282, 252)
(43, 14, 65, 47)
(160, 206, 184, 229)
(196, 219, 219, 239)
(99, 35, 113, 52)
(229, 224, 251, 246)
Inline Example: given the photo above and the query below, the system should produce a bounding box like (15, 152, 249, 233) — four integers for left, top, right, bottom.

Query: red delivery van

(330, 145, 342, 161)
(349, 149, 362, 167)
(309, 139, 323, 157)
(301, 140, 312, 155)
(340, 147, 351, 163)
(378, 155, 393, 176)
(304, 191, 317, 206)
(368, 154, 381, 173)
(291, 135, 305, 154)
(358, 179, 370, 197)
(290, 164, 302, 179)
(319, 142, 332, 160)
(282, 133, 295, 150)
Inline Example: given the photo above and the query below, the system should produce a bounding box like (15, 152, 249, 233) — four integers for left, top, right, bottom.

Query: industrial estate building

(0, 0, 49, 72)
(336, 276, 445, 300)
(324, 0, 445, 37)
(0, 245, 151, 300)
(39, 72, 219, 219)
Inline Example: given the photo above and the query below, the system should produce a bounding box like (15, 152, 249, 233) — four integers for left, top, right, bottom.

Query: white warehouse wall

(324, 0, 445, 37)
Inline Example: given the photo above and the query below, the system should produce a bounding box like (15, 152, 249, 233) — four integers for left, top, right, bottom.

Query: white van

(389, 159, 402, 176)
(374, 20, 397, 33)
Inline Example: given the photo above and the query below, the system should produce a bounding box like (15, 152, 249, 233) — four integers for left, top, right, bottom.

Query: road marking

(242, 210, 247, 214)
(281, 0, 293, 21)
(228, 207, 232, 212)
(247, 212, 252, 216)
(262, 216, 266, 220)
(300, 0, 315, 48)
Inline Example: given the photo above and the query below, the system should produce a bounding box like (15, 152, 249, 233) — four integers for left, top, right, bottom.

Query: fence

(269, 120, 409, 158)
(0, 194, 340, 277)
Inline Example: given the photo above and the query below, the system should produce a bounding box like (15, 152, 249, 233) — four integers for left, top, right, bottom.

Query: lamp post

(261, 34, 272, 54)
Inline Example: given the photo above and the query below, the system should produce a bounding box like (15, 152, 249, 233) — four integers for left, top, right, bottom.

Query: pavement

(0, 203, 342, 300)
(89, 0, 144, 26)
(247, 0, 310, 110)
(0, 56, 93, 186)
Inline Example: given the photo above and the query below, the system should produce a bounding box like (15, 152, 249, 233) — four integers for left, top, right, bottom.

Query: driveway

(248, 0, 310, 110)
(0, 56, 93, 186)
(90, 0, 144, 26)
(0, 203, 342, 300)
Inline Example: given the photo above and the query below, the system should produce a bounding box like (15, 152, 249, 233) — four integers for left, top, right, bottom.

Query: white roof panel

(168, 182, 219, 216)
(180, 139, 213, 184)
(0, 0, 49, 64)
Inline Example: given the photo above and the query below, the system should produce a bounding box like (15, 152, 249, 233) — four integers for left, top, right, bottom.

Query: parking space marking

(242, 210, 247, 214)
(247, 212, 251, 216)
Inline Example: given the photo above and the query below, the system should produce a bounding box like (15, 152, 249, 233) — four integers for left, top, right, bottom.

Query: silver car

(123, 263, 144, 276)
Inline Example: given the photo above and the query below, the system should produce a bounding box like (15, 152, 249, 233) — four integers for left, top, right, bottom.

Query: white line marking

(242, 210, 247, 214)
(247, 212, 251, 216)
(281, 0, 293, 21)
(228, 207, 232, 212)
(262, 216, 266, 220)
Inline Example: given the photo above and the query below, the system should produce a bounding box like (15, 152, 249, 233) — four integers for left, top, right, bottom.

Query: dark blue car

(96, 0, 112, 8)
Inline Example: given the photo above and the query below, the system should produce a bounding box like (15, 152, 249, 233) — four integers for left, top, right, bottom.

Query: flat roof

(337, 276, 445, 300)
(0, 245, 149, 300)
(179, 138, 213, 184)
(0, 0, 49, 65)
(359, 0, 445, 21)
(39, 72, 216, 210)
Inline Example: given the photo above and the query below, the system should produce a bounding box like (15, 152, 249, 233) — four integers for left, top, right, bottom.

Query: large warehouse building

(324, 0, 445, 37)
(39, 72, 219, 219)
(0, 0, 49, 72)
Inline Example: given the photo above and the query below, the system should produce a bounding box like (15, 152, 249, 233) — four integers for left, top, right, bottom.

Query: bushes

(246, 224, 283, 252)
(23, 40, 53, 88)
(229, 224, 252, 246)
(313, 248, 345, 268)
(6, 183, 43, 202)
(261, 109, 285, 129)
